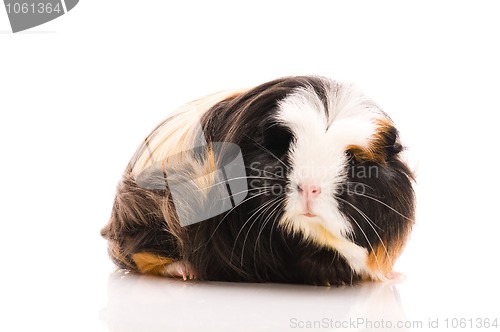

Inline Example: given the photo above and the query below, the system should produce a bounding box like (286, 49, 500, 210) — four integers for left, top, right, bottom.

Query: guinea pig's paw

(343, 245, 369, 275)
(162, 261, 197, 281)
(385, 271, 406, 282)
(365, 268, 406, 282)
(366, 269, 388, 282)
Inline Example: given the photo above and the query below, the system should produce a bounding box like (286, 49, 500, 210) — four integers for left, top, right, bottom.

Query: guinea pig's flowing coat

(101, 76, 415, 286)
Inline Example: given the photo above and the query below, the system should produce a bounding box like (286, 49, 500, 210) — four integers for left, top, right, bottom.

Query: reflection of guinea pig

(101, 76, 415, 286)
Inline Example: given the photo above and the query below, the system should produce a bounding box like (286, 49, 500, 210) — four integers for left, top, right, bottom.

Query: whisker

(210, 187, 274, 205)
(243, 134, 290, 171)
(231, 197, 280, 265)
(344, 181, 378, 195)
(267, 204, 284, 270)
(340, 197, 382, 232)
(336, 196, 390, 272)
(194, 175, 284, 193)
(192, 189, 272, 252)
(351, 192, 414, 221)
(243, 197, 283, 267)
(253, 197, 285, 267)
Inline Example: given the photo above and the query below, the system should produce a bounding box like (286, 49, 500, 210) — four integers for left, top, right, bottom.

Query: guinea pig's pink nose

(298, 184, 322, 198)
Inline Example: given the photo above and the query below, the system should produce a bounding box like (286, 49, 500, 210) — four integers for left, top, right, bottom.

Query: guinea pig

(101, 75, 415, 286)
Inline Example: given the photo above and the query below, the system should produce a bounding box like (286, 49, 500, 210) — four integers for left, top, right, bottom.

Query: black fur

(101, 76, 415, 286)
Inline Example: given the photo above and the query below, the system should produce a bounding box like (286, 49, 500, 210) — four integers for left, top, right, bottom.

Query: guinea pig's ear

(347, 123, 403, 164)
(379, 125, 404, 158)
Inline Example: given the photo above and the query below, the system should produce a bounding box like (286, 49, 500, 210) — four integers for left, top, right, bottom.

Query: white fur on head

(276, 80, 387, 277)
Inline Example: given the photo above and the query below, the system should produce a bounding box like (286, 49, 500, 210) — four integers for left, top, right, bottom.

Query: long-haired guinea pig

(101, 75, 415, 286)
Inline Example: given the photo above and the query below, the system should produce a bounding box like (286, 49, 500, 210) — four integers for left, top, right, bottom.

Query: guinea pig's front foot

(163, 260, 197, 281)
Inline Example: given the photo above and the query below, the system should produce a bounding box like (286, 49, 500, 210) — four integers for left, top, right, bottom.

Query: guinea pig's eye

(344, 150, 354, 160)
(263, 124, 294, 156)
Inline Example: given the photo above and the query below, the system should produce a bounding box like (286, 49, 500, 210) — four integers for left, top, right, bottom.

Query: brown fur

(132, 252, 174, 275)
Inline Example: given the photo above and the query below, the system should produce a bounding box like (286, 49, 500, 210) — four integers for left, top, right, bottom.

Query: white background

(1, 1, 499, 331)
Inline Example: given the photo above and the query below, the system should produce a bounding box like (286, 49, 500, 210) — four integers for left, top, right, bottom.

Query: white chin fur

(280, 213, 373, 278)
